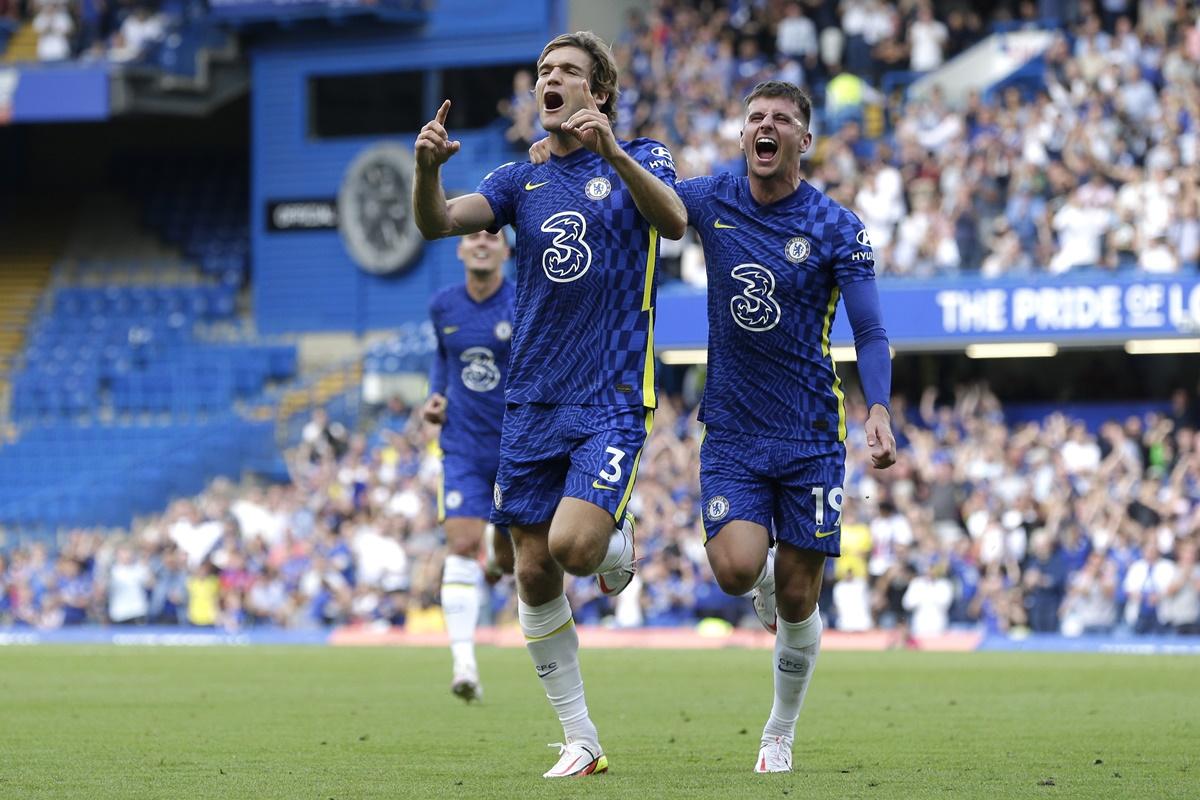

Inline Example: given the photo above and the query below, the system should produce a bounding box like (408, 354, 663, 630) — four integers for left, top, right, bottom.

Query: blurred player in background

(422, 229, 516, 703)
(675, 81, 896, 773)
(413, 31, 687, 777)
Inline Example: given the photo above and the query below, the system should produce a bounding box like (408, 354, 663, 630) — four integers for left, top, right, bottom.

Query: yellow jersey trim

(525, 617, 575, 641)
(821, 286, 847, 441)
(642, 227, 658, 408)
(615, 410, 654, 523)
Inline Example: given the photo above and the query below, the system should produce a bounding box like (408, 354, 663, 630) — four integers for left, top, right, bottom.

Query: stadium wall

(251, 0, 564, 334)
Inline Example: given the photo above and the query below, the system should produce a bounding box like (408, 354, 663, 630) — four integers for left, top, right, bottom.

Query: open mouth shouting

(542, 91, 565, 113)
(754, 136, 779, 166)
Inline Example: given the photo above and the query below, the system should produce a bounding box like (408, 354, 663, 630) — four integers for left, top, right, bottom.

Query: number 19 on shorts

(811, 486, 844, 529)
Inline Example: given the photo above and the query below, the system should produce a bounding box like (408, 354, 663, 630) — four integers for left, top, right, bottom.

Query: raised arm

(413, 99, 497, 239)
(562, 79, 687, 240)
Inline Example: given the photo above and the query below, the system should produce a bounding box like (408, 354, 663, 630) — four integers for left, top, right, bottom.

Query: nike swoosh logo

(536, 667, 558, 678)
(591, 480, 617, 492)
(814, 528, 839, 539)
(442, 326, 459, 334)
(778, 666, 807, 674)
(714, 219, 738, 229)
(525, 180, 550, 191)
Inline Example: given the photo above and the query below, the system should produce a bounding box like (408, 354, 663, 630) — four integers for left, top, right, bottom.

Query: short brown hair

(744, 80, 813, 127)
(537, 31, 620, 124)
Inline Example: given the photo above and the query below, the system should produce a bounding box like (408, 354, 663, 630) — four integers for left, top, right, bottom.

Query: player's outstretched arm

(841, 278, 896, 469)
(413, 99, 496, 239)
(562, 79, 687, 240)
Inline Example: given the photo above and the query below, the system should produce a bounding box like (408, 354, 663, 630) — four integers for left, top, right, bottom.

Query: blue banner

(978, 633, 1200, 655)
(656, 273, 1200, 350)
(0, 65, 109, 124)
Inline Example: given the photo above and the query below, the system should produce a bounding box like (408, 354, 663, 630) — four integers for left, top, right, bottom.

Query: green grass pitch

(1, 646, 1196, 799)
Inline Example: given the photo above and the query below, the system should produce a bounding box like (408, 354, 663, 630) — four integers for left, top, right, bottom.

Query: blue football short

(439, 451, 499, 522)
(490, 403, 653, 527)
(699, 427, 847, 556)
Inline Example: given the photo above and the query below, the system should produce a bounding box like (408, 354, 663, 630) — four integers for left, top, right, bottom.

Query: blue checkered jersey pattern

(428, 280, 515, 456)
(677, 174, 878, 443)
(475, 138, 676, 409)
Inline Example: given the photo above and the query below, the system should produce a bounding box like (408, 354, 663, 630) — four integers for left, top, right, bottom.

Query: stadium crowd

(500, 0, 1200, 280)
(3, 0, 171, 63)
(3, 384, 1199, 638)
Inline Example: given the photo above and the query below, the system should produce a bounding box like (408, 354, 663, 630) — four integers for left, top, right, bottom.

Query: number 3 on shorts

(599, 446, 626, 483)
(810, 486, 844, 527)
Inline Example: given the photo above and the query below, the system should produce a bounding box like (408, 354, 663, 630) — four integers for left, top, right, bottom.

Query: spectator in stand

(1022, 530, 1068, 633)
(1060, 550, 1119, 635)
(1122, 536, 1177, 634)
(106, 546, 152, 624)
(499, 69, 541, 149)
(908, 1, 949, 72)
(33, 0, 73, 61)
(108, 3, 166, 63)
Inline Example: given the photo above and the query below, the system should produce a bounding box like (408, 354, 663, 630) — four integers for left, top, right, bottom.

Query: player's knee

(712, 559, 759, 596)
(514, 557, 555, 593)
(548, 536, 596, 576)
(776, 582, 819, 620)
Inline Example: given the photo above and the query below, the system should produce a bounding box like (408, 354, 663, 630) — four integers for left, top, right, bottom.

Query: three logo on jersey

(729, 264, 782, 332)
(460, 347, 501, 392)
(540, 211, 592, 283)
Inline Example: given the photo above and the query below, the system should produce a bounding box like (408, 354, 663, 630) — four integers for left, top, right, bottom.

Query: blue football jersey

(428, 280, 515, 455)
(676, 174, 878, 443)
(475, 138, 676, 409)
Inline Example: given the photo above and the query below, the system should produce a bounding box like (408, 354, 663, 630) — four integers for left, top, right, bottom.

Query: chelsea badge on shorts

(445, 490, 463, 510)
(585, 177, 611, 201)
(785, 236, 810, 264)
(705, 495, 730, 522)
(493, 483, 503, 510)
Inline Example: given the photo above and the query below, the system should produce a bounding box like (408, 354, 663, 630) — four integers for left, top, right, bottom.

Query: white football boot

(751, 548, 778, 633)
(596, 513, 636, 597)
(543, 741, 608, 778)
(754, 735, 793, 773)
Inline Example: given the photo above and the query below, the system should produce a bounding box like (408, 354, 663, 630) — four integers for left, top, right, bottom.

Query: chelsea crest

(785, 236, 810, 264)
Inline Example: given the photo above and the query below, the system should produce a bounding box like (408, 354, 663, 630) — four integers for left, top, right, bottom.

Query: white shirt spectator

(1140, 237, 1180, 273)
(231, 497, 287, 546)
(110, 9, 167, 63)
(109, 560, 151, 622)
(833, 573, 873, 631)
(1050, 197, 1111, 272)
(909, 15, 949, 72)
(855, 167, 905, 251)
(170, 517, 224, 568)
(1061, 435, 1101, 475)
(903, 574, 954, 636)
(1122, 556, 1176, 626)
(868, 511, 914, 576)
(776, 7, 817, 59)
(353, 528, 409, 592)
(34, 3, 74, 62)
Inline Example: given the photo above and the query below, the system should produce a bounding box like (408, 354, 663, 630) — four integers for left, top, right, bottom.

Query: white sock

(442, 554, 482, 672)
(519, 595, 598, 746)
(763, 605, 822, 743)
(594, 520, 632, 574)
